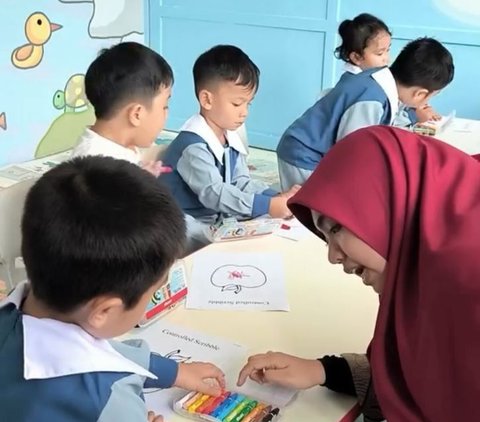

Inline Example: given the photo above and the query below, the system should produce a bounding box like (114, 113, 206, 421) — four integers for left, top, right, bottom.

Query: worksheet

(186, 252, 289, 311)
(130, 321, 296, 418)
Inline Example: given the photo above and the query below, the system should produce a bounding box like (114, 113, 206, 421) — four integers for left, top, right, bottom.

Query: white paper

(235, 379, 298, 408)
(0, 151, 71, 186)
(129, 321, 297, 418)
(274, 218, 311, 241)
(0, 165, 38, 183)
(133, 321, 246, 418)
(451, 119, 475, 133)
(424, 110, 456, 132)
(186, 252, 289, 311)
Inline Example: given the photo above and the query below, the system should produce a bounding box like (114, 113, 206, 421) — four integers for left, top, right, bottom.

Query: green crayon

(232, 400, 258, 422)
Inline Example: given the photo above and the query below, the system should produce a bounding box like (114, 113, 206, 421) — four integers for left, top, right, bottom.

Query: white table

(134, 232, 379, 421)
(435, 117, 480, 155)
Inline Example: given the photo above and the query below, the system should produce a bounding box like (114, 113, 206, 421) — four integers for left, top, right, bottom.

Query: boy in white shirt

(160, 45, 299, 251)
(0, 157, 224, 421)
(71, 42, 172, 176)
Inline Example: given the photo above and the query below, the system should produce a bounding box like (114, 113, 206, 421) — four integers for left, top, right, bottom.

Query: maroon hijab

(289, 126, 480, 421)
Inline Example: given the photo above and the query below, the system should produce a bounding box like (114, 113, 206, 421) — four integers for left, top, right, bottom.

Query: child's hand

(268, 197, 292, 219)
(416, 105, 441, 123)
(280, 184, 302, 200)
(237, 351, 325, 390)
(141, 160, 173, 177)
(147, 411, 164, 422)
(174, 362, 226, 396)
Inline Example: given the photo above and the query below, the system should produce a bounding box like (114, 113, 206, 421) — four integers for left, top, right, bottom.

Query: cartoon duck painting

(11, 12, 62, 70)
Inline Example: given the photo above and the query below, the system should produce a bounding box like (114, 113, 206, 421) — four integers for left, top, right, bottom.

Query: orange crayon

(241, 403, 267, 422)
(182, 392, 203, 410)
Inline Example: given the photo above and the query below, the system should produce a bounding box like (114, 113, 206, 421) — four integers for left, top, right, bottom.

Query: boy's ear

(86, 296, 124, 330)
(348, 52, 363, 67)
(126, 103, 145, 127)
(198, 89, 214, 110)
(413, 88, 431, 104)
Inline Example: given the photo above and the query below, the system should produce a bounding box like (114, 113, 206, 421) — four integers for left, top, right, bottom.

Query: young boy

(71, 42, 171, 176)
(160, 45, 299, 250)
(277, 37, 455, 190)
(0, 157, 225, 421)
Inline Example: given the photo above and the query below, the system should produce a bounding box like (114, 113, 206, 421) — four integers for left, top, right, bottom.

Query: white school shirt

(343, 62, 363, 75)
(71, 128, 142, 165)
(0, 282, 155, 380)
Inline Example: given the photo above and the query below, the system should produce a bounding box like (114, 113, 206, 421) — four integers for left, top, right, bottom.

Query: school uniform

(343, 62, 362, 75)
(342, 63, 417, 128)
(71, 128, 141, 164)
(276, 67, 399, 190)
(0, 282, 179, 422)
(394, 104, 418, 127)
(160, 114, 277, 247)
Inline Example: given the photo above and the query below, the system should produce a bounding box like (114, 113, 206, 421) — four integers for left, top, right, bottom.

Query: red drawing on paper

(211, 265, 266, 294)
(228, 270, 249, 280)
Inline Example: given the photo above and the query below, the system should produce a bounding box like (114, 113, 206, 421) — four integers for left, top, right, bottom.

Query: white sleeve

(336, 101, 385, 141)
(177, 143, 258, 217)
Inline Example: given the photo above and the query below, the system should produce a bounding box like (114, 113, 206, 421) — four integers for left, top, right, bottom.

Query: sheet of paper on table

(130, 321, 297, 418)
(186, 252, 289, 311)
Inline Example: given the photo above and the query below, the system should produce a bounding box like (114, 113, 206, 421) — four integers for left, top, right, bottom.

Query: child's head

(193, 45, 259, 132)
(335, 13, 391, 70)
(21, 156, 185, 338)
(391, 37, 454, 109)
(85, 42, 173, 148)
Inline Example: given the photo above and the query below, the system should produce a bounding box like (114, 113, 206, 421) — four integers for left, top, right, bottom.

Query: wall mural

(433, 0, 480, 26)
(0, 0, 143, 167)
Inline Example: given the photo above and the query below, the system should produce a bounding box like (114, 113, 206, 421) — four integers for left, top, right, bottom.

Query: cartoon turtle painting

(35, 72, 94, 158)
(53, 73, 88, 113)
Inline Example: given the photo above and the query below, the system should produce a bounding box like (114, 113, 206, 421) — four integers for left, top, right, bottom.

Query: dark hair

(86, 42, 174, 119)
(193, 45, 260, 97)
(335, 13, 391, 63)
(390, 37, 454, 91)
(21, 156, 186, 313)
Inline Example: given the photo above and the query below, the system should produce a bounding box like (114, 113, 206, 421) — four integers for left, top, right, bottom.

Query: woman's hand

(237, 351, 325, 390)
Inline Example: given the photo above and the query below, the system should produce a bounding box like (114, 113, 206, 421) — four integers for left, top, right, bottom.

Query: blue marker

(210, 393, 238, 418)
(216, 394, 245, 420)
(211, 393, 244, 419)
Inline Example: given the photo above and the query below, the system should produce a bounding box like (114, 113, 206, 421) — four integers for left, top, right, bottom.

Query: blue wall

(147, 0, 480, 150)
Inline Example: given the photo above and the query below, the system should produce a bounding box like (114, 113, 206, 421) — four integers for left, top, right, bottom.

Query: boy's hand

(174, 362, 226, 396)
(268, 197, 292, 219)
(237, 351, 325, 390)
(141, 160, 173, 177)
(147, 411, 163, 422)
(416, 105, 441, 123)
(280, 184, 302, 200)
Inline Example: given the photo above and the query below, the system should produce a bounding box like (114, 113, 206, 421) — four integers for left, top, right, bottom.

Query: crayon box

(173, 390, 282, 422)
(138, 260, 187, 327)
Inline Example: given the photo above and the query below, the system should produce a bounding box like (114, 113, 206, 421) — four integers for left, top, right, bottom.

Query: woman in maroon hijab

(237, 125, 480, 421)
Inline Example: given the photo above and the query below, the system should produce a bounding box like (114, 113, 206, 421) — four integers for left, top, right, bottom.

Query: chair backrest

(0, 178, 38, 288)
